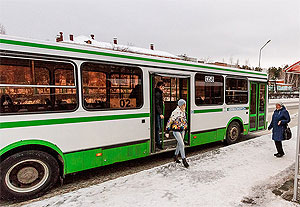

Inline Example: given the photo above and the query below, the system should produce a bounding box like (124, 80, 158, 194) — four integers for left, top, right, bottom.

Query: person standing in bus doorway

(155, 81, 165, 150)
(268, 102, 290, 157)
(166, 99, 189, 168)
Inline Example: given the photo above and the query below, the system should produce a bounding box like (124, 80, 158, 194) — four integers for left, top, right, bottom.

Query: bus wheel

(225, 122, 241, 145)
(0, 150, 59, 200)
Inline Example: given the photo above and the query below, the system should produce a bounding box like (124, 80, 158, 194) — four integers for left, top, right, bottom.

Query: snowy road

(23, 127, 299, 207)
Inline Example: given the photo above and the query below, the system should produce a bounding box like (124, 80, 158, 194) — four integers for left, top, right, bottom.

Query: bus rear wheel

(0, 150, 59, 200)
(225, 122, 241, 145)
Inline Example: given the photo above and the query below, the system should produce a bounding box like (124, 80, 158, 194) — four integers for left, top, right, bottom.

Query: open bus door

(150, 73, 190, 153)
(249, 82, 267, 131)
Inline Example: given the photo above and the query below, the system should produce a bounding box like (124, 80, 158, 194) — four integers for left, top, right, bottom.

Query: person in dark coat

(268, 102, 290, 157)
(155, 81, 164, 149)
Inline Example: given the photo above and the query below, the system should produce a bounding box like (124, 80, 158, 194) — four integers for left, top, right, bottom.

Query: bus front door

(150, 73, 190, 153)
(249, 82, 267, 131)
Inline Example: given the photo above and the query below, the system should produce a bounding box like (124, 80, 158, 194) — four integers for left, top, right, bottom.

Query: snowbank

(63, 35, 178, 58)
(24, 127, 298, 207)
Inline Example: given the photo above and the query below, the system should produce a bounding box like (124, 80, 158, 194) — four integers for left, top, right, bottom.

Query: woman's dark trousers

(275, 141, 284, 154)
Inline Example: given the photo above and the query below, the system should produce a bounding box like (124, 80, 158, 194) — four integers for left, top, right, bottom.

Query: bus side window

(0, 57, 77, 115)
(81, 62, 143, 110)
(225, 77, 248, 105)
(195, 73, 224, 106)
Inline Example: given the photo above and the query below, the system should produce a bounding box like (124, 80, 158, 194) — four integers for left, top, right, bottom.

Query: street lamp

(258, 39, 271, 68)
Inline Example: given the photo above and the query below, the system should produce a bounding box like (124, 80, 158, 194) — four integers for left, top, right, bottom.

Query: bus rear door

(249, 82, 267, 131)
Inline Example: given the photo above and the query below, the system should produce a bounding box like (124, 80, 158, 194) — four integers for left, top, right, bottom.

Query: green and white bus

(0, 35, 268, 200)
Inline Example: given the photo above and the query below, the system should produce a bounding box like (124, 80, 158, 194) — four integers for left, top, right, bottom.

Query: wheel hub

(17, 167, 39, 184)
(230, 127, 238, 140)
(5, 159, 49, 193)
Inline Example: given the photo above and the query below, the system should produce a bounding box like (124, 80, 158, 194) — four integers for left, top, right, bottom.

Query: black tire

(225, 122, 241, 145)
(0, 150, 59, 200)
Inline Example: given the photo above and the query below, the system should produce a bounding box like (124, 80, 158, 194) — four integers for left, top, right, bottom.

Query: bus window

(259, 84, 266, 113)
(81, 62, 143, 110)
(0, 57, 77, 114)
(54, 69, 75, 86)
(195, 73, 224, 105)
(0, 58, 50, 85)
(225, 77, 248, 105)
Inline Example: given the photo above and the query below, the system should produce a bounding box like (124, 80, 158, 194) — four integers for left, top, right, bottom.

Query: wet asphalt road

(1, 105, 299, 207)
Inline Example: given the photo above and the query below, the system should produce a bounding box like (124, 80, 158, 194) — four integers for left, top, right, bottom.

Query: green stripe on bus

(193, 108, 223, 113)
(0, 113, 150, 129)
(0, 38, 267, 77)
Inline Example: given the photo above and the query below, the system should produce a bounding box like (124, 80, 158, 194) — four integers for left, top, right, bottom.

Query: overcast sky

(0, 0, 299, 68)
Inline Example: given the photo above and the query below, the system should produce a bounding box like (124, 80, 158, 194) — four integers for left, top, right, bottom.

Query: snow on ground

(24, 127, 299, 207)
(63, 35, 178, 58)
(237, 163, 297, 207)
(291, 113, 299, 120)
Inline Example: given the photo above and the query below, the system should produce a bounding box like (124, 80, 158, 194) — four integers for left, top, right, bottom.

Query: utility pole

(258, 40, 271, 68)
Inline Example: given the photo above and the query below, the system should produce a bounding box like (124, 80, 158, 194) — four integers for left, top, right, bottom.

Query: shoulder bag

(283, 124, 292, 140)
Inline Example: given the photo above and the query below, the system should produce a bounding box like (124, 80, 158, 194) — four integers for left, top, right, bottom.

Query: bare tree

(200, 57, 213, 64)
(229, 56, 234, 66)
(245, 59, 250, 67)
(127, 42, 135, 46)
(0, 23, 6, 35)
(235, 59, 240, 67)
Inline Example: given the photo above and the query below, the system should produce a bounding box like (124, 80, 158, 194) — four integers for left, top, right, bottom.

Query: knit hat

(178, 99, 186, 106)
(276, 102, 283, 106)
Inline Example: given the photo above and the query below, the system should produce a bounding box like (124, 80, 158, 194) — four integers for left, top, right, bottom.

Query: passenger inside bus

(0, 94, 13, 113)
(154, 81, 164, 150)
(129, 84, 141, 107)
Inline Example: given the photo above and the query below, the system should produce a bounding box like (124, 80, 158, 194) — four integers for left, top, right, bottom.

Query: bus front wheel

(0, 150, 59, 200)
(225, 122, 241, 145)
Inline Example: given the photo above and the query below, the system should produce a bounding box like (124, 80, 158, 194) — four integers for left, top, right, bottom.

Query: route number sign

(205, 76, 214, 83)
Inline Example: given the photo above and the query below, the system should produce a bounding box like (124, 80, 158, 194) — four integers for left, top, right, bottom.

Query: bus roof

(0, 35, 268, 78)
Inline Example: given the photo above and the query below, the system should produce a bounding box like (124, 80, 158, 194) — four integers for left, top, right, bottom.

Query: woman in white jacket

(166, 99, 189, 168)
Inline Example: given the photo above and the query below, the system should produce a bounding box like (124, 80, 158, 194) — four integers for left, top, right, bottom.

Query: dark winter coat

(268, 106, 290, 141)
(155, 88, 163, 115)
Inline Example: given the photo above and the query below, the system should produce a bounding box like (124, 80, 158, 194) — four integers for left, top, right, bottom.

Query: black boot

(174, 155, 181, 163)
(275, 153, 285, 158)
(182, 158, 189, 168)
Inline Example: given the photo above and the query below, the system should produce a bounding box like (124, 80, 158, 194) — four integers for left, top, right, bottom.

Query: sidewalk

(25, 127, 299, 207)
